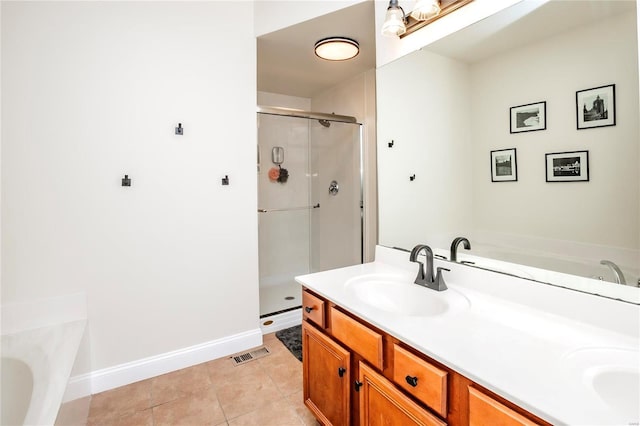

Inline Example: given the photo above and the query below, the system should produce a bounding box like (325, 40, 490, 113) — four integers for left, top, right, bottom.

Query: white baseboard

(259, 308, 302, 334)
(65, 328, 262, 399)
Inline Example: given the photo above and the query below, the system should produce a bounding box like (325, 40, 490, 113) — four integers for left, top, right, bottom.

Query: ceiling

(424, 0, 636, 63)
(257, 1, 377, 99)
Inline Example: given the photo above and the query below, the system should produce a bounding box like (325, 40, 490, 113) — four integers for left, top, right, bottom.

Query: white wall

(312, 70, 378, 262)
(2, 1, 259, 373)
(470, 12, 639, 251)
(376, 50, 473, 251)
(254, 0, 366, 37)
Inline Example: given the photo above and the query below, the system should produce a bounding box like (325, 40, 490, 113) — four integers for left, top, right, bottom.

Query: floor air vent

(230, 347, 270, 366)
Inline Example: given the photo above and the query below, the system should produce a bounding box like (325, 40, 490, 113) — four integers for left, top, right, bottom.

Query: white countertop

(296, 246, 640, 426)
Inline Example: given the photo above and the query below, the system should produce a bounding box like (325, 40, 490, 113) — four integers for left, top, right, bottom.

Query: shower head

(318, 119, 331, 128)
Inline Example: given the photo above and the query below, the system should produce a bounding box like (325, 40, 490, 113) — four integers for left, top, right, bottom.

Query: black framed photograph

(510, 101, 546, 133)
(545, 151, 589, 182)
(576, 84, 615, 129)
(490, 148, 517, 182)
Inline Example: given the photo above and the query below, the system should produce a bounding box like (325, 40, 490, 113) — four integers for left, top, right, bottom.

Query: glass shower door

(257, 114, 311, 317)
(257, 111, 363, 319)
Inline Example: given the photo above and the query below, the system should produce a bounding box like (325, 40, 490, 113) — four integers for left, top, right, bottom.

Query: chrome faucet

(450, 237, 471, 262)
(600, 260, 627, 285)
(409, 244, 449, 291)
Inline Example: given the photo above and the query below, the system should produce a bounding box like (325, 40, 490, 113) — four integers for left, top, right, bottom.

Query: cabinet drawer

(468, 387, 540, 426)
(330, 307, 383, 370)
(393, 344, 447, 417)
(302, 290, 325, 328)
(359, 362, 446, 426)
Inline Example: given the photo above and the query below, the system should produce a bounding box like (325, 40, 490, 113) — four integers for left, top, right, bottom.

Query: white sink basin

(344, 274, 470, 317)
(561, 347, 640, 419)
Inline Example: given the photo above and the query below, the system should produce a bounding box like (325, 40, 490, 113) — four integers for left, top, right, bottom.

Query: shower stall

(257, 106, 363, 330)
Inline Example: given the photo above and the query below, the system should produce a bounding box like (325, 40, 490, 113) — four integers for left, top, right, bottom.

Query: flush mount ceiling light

(314, 37, 360, 61)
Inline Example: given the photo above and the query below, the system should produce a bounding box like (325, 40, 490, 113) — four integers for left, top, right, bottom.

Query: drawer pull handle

(304, 306, 314, 313)
(405, 375, 419, 387)
(338, 367, 346, 377)
(354, 380, 363, 392)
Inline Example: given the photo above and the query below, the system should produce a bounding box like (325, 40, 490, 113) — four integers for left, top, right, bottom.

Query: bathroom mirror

(376, 0, 639, 303)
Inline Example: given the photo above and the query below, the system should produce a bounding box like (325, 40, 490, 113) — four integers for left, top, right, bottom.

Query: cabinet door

(358, 362, 446, 426)
(468, 387, 540, 426)
(302, 320, 351, 425)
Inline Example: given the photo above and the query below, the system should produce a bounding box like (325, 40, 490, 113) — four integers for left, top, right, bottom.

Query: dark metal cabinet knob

(338, 367, 346, 377)
(304, 306, 313, 313)
(405, 375, 419, 387)
(354, 380, 363, 391)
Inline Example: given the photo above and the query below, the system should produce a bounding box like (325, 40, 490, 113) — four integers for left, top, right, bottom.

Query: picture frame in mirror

(545, 150, 589, 182)
(576, 84, 615, 130)
(490, 148, 517, 182)
(510, 101, 546, 133)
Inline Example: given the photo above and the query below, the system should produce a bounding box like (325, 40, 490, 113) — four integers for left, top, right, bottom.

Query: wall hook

(122, 174, 132, 186)
(388, 140, 394, 148)
(175, 123, 183, 135)
(221, 175, 229, 186)
(409, 174, 416, 181)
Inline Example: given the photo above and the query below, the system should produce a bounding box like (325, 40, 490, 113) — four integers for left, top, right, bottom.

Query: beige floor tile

(216, 370, 283, 420)
(227, 397, 303, 426)
(115, 409, 153, 426)
(286, 391, 320, 426)
(206, 354, 265, 389)
(153, 387, 225, 426)
(151, 363, 212, 406)
(262, 336, 292, 357)
(88, 380, 152, 424)
(259, 349, 303, 396)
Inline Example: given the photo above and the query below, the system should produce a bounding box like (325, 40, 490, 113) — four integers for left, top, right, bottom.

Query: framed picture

(510, 101, 546, 133)
(576, 84, 615, 129)
(491, 148, 517, 182)
(545, 151, 589, 182)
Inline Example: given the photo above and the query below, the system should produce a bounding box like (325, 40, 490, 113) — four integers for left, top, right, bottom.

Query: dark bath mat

(276, 325, 302, 362)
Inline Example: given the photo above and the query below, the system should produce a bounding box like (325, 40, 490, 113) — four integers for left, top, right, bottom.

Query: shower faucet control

(329, 180, 339, 195)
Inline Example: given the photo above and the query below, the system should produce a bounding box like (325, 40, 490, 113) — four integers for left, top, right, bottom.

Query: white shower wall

(310, 122, 362, 272)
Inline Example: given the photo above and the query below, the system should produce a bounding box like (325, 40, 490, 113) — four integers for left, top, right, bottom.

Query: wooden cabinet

(358, 362, 446, 426)
(331, 306, 384, 370)
(302, 289, 549, 426)
(303, 291, 326, 327)
(393, 344, 448, 417)
(302, 320, 351, 425)
(468, 387, 540, 426)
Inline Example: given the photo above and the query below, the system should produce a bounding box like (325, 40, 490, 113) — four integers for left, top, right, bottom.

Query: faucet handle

(435, 267, 450, 291)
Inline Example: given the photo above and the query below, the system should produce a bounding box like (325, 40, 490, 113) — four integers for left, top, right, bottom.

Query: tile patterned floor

(87, 332, 319, 426)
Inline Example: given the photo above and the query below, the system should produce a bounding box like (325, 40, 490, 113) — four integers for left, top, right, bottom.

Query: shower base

(259, 281, 302, 317)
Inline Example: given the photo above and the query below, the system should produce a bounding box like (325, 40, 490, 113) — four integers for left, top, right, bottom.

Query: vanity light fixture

(382, 0, 472, 38)
(381, 0, 407, 37)
(314, 37, 360, 61)
(410, 0, 441, 21)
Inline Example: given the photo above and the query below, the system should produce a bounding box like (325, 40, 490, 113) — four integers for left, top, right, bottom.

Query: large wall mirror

(376, 0, 639, 303)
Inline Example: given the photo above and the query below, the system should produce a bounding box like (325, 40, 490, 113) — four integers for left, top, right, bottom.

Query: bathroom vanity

(296, 246, 640, 425)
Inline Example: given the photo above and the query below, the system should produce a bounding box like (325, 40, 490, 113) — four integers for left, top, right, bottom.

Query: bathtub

(1, 294, 87, 426)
